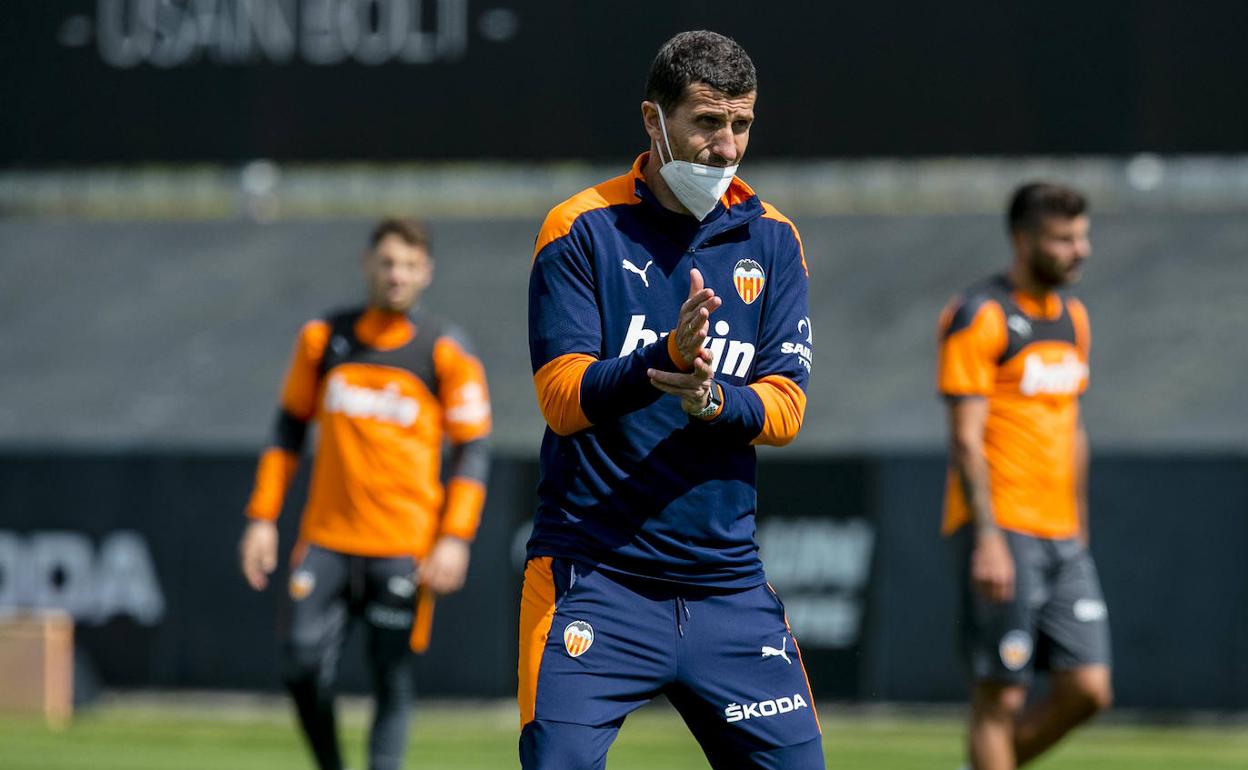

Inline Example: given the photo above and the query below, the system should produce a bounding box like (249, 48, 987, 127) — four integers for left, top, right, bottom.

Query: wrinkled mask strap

(654, 103, 676, 166)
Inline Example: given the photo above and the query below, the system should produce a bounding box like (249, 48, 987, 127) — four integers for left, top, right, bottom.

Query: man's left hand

(420, 536, 471, 595)
(648, 353, 716, 415)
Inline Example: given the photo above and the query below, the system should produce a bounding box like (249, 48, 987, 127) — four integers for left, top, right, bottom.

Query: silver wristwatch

(691, 382, 722, 420)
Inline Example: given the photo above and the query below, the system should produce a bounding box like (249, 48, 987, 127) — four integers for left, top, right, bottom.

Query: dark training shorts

(518, 557, 824, 770)
(954, 528, 1112, 684)
(280, 543, 428, 672)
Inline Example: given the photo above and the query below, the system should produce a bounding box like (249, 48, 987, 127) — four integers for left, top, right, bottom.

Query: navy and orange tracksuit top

(527, 153, 813, 589)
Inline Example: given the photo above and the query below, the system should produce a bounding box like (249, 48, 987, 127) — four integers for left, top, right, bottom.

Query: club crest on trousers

(563, 620, 594, 657)
(289, 569, 315, 601)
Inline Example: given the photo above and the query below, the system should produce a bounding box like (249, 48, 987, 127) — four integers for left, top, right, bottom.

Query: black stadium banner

(1, 450, 1246, 709)
(4, 1, 1248, 164)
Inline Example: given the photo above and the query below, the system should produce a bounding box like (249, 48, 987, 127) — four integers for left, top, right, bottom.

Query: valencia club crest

(733, 259, 765, 304)
(563, 620, 594, 657)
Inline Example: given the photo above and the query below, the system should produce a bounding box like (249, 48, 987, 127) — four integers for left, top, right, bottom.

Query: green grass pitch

(1, 698, 1246, 769)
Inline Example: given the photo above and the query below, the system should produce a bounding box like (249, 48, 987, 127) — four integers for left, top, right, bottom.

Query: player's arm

(947, 396, 1013, 601)
(652, 220, 811, 445)
(422, 332, 492, 595)
(938, 296, 1013, 602)
(948, 398, 995, 535)
(529, 224, 691, 435)
(1070, 297, 1092, 549)
(239, 320, 327, 591)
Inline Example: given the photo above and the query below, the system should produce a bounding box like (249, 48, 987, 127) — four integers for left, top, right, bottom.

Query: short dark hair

(369, 216, 431, 253)
(645, 30, 757, 113)
(1008, 182, 1088, 233)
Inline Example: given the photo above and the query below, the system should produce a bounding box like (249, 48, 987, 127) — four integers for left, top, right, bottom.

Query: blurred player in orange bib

(938, 184, 1111, 770)
(238, 217, 492, 770)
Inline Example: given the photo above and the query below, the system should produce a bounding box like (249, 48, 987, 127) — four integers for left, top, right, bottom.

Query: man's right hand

(971, 529, 1015, 603)
(670, 268, 722, 367)
(240, 519, 279, 591)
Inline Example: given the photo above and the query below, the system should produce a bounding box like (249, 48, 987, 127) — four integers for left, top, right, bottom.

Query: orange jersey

(937, 275, 1090, 539)
(245, 307, 492, 558)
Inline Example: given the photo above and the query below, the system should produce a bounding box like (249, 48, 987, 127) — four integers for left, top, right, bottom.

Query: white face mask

(653, 104, 739, 221)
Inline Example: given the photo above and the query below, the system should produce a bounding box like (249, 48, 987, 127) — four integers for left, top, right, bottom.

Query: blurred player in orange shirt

(938, 183, 1111, 770)
(238, 217, 491, 770)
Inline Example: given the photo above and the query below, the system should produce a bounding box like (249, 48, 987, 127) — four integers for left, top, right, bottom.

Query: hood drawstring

(676, 596, 691, 637)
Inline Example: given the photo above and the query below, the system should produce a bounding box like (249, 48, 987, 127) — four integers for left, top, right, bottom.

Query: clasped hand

(647, 269, 721, 415)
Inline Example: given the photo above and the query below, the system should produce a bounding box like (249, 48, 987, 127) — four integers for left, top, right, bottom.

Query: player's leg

(280, 544, 351, 770)
(669, 585, 824, 770)
(1012, 665, 1111, 765)
(1012, 540, 1112, 765)
(517, 557, 669, 770)
(518, 719, 621, 770)
(361, 556, 421, 770)
(956, 529, 1040, 770)
(968, 680, 1027, 770)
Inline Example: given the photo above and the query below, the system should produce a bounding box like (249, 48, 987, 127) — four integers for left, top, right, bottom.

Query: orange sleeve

(667, 333, 694, 372)
(244, 447, 299, 521)
(748, 374, 807, 447)
(937, 299, 1006, 396)
(433, 333, 491, 541)
(243, 321, 328, 521)
(280, 320, 331, 419)
(433, 336, 492, 444)
(533, 353, 596, 436)
(440, 477, 487, 541)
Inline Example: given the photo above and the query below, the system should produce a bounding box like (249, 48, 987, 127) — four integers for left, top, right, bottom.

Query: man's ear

(418, 258, 434, 290)
(1008, 229, 1028, 256)
(641, 101, 662, 145)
